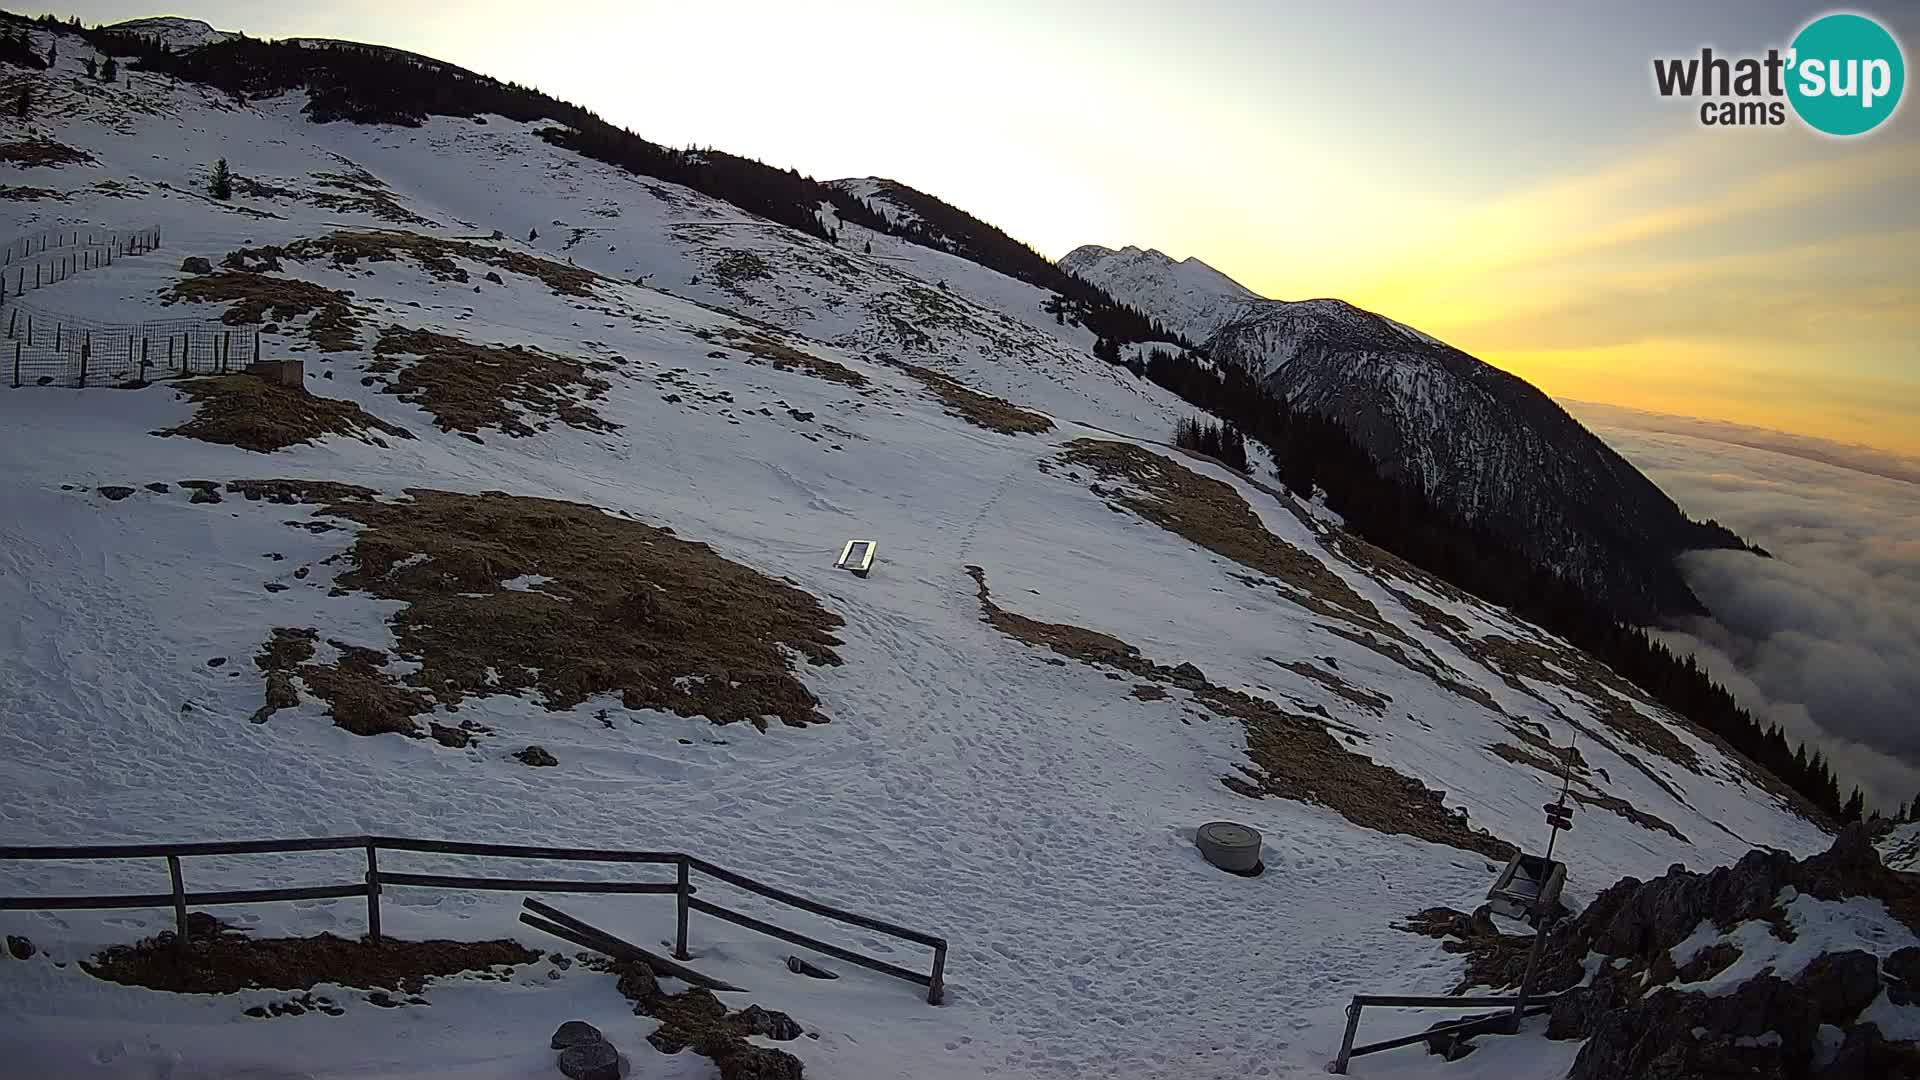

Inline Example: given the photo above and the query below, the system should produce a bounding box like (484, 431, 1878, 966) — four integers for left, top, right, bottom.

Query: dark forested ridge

(1144, 348, 1854, 824)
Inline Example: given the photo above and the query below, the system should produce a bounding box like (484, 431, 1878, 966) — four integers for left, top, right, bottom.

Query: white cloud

(1578, 407, 1920, 815)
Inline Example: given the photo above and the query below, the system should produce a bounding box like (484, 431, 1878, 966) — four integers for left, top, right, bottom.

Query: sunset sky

(49, 0, 1920, 455)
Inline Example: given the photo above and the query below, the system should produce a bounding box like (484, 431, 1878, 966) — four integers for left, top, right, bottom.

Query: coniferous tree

(101, 56, 117, 82)
(1842, 788, 1865, 824)
(208, 157, 232, 200)
(84, 56, 96, 78)
(528, 226, 538, 242)
(14, 85, 29, 119)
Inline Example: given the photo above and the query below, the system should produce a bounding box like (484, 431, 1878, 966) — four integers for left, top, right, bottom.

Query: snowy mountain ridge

(0, 15, 1909, 1080)
(1062, 242, 1749, 623)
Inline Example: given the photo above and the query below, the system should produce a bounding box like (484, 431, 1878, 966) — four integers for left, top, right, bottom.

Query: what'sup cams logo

(1653, 11, 1906, 135)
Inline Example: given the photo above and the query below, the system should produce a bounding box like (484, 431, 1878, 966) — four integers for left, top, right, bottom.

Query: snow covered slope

(101, 16, 236, 50)
(0, 23, 1867, 1080)
(1062, 244, 1750, 624)
(1053, 243, 1259, 341)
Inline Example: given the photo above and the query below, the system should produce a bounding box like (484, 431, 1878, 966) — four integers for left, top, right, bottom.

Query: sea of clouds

(1568, 402, 1920, 815)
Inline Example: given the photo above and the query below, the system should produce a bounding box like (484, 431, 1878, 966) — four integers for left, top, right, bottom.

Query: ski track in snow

(0, 31, 1875, 1080)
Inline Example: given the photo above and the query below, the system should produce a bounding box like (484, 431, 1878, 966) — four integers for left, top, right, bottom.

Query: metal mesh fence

(0, 224, 261, 388)
(0, 226, 163, 295)
(3, 300, 259, 388)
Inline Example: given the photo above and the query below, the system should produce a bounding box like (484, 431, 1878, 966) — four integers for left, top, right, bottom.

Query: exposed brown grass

(708, 249, 772, 300)
(893, 361, 1052, 434)
(84, 926, 536, 996)
(1320, 623, 1504, 714)
(160, 376, 412, 453)
(1058, 440, 1390, 633)
(252, 626, 432, 737)
(166, 271, 362, 351)
(1394, 907, 1538, 992)
(257, 489, 847, 734)
(611, 961, 805, 1080)
(1267, 657, 1391, 712)
(964, 566, 1139, 665)
(1470, 635, 1702, 774)
(1488, 742, 1688, 843)
(308, 168, 432, 225)
(0, 184, 66, 201)
(0, 138, 93, 167)
(712, 326, 867, 388)
(966, 564, 1514, 860)
(281, 230, 598, 296)
(369, 326, 619, 441)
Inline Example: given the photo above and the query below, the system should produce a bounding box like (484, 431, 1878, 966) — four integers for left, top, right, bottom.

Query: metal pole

(167, 855, 189, 963)
(674, 856, 691, 960)
(928, 942, 947, 1005)
(1333, 999, 1362, 1074)
(1510, 735, 1577, 1033)
(364, 844, 382, 943)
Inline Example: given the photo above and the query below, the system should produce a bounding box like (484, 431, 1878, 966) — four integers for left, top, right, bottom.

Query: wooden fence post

(12, 341, 19, 389)
(675, 857, 691, 960)
(221, 331, 231, 373)
(365, 844, 383, 943)
(54, 323, 60, 349)
(167, 855, 189, 963)
(79, 334, 89, 388)
(167, 336, 175, 371)
(253, 335, 260, 365)
(929, 942, 947, 1005)
(140, 337, 148, 383)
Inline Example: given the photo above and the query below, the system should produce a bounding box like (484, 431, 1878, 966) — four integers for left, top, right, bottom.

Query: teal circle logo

(1788, 13, 1906, 135)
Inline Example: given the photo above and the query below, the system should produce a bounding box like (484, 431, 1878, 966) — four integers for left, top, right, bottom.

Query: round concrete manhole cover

(1196, 821, 1264, 874)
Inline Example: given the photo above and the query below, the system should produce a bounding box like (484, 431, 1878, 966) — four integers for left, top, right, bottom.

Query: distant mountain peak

(1069, 241, 1744, 621)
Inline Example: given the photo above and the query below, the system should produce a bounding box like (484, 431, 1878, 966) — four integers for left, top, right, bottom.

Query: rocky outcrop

(1538, 827, 1920, 1080)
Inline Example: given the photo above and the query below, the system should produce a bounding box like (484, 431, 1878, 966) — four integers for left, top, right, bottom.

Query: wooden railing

(0, 835, 947, 1004)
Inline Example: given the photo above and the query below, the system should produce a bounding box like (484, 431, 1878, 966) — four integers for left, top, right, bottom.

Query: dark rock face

(515, 745, 557, 767)
(179, 256, 212, 274)
(1552, 827, 1920, 1080)
(551, 1020, 604, 1050)
(1797, 951, 1881, 1026)
(1546, 976, 1623, 1041)
(1885, 946, 1920, 1006)
(556, 1040, 619, 1080)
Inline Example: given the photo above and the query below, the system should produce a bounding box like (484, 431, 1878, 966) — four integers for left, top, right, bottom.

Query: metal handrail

(1330, 992, 1561, 1073)
(0, 833, 947, 1003)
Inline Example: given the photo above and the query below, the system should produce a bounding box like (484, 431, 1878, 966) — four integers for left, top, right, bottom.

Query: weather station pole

(1509, 735, 1576, 1033)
